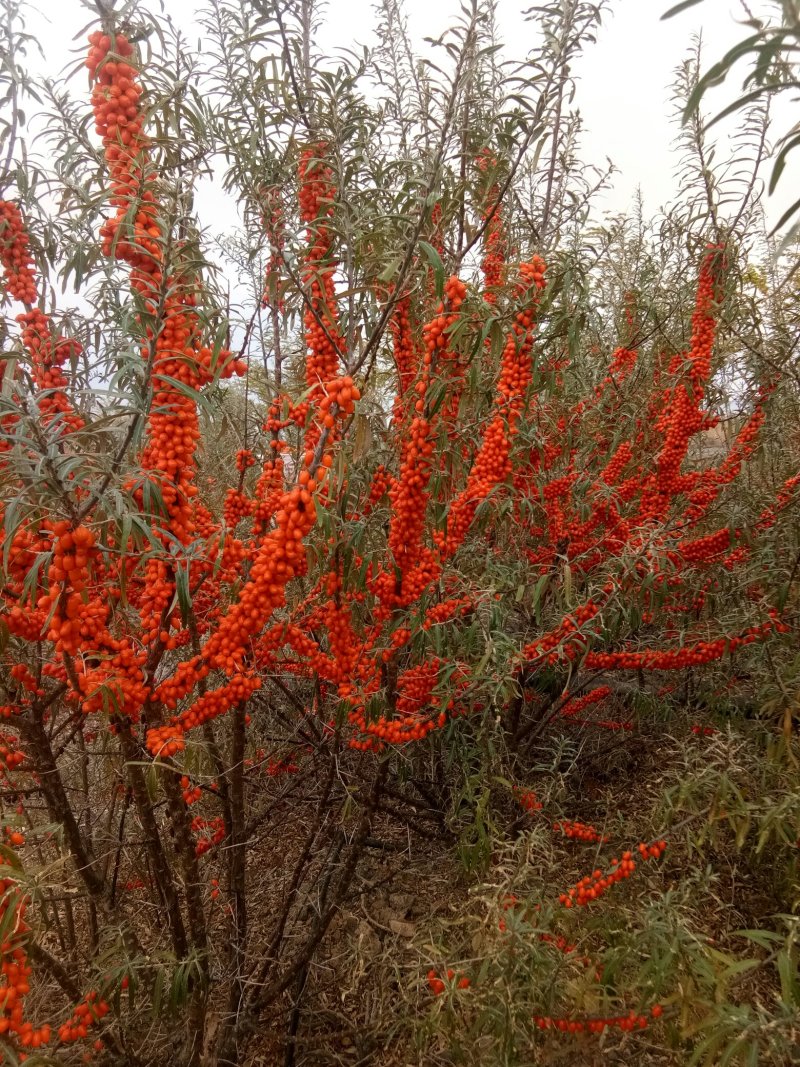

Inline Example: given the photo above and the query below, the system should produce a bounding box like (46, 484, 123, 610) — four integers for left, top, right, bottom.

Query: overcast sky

(20, 0, 796, 239)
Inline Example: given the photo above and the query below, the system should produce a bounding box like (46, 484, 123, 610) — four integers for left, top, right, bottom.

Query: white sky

(19, 0, 797, 239)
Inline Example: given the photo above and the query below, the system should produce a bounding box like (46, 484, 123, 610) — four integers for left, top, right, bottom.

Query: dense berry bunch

(0, 200, 36, 304)
(0, 734, 24, 773)
(17, 308, 84, 433)
(638, 248, 722, 523)
(86, 31, 156, 293)
(379, 276, 467, 604)
(442, 258, 546, 555)
(389, 295, 418, 422)
(39, 523, 98, 654)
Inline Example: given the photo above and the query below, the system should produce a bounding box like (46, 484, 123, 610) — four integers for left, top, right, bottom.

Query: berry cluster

(299, 144, 344, 410)
(348, 657, 465, 750)
(442, 258, 546, 556)
(192, 815, 225, 857)
(0, 734, 25, 774)
(148, 673, 261, 756)
(57, 992, 109, 1044)
(236, 448, 255, 473)
(181, 776, 202, 805)
(559, 840, 666, 907)
(86, 31, 156, 293)
(365, 464, 392, 514)
(559, 686, 611, 719)
(476, 150, 506, 303)
(638, 249, 722, 523)
(515, 788, 543, 813)
(259, 184, 285, 312)
(521, 593, 605, 664)
(389, 295, 418, 422)
(39, 523, 97, 654)
(535, 1003, 663, 1034)
(379, 276, 467, 605)
(0, 857, 41, 1045)
(0, 200, 36, 304)
(583, 616, 786, 672)
(552, 820, 609, 843)
(18, 309, 85, 432)
(427, 968, 470, 995)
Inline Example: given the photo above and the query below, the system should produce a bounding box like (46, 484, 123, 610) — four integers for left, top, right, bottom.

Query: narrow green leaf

(418, 240, 444, 300)
(662, 0, 706, 18)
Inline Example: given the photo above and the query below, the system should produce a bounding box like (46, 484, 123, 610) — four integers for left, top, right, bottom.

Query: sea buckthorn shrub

(0, 1, 797, 1064)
